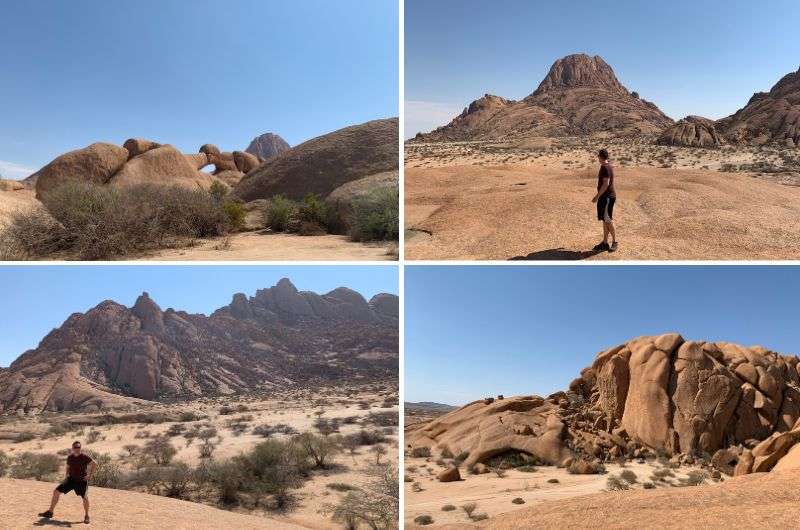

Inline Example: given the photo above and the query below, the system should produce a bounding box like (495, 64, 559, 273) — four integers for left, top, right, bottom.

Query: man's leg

(83, 495, 90, 517)
(606, 221, 616, 244)
(48, 489, 61, 512)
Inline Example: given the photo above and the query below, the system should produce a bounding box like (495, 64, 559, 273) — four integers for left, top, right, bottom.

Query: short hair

(598, 149, 609, 160)
(72, 441, 81, 447)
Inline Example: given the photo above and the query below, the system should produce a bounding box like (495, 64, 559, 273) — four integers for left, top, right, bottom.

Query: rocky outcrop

(234, 118, 399, 201)
(32, 143, 129, 198)
(415, 54, 673, 141)
(232, 150, 261, 174)
(0, 279, 398, 415)
(245, 132, 290, 160)
(110, 145, 217, 188)
(407, 333, 800, 476)
(657, 116, 724, 147)
(718, 66, 800, 147)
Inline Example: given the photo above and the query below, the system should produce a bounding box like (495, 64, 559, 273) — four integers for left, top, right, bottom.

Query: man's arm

(64, 460, 69, 480)
(86, 460, 97, 482)
(592, 179, 609, 202)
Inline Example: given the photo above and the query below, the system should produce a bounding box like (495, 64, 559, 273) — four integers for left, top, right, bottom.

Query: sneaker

(592, 242, 609, 251)
(38, 511, 53, 519)
(85, 515, 90, 524)
(609, 241, 618, 252)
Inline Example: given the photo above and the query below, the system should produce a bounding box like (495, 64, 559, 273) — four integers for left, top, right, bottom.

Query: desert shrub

(327, 482, 356, 492)
(410, 447, 431, 458)
(366, 410, 399, 427)
(123, 444, 139, 457)
(643, 481, 656, 489)
(512, 497, 525, 504)
(161, 462, 193, 498)
(10, 452, 61, 481)
(441, 504, 456, 511)
(294, 432, 340, 469)
(684, 470, 708, 486)
(329, 465, 398, 530)
(517, 465, 538, 473)
(606, 476, 630, 491)
(178, 411, 201, 422)
(166, 424, 186, 437)
(86, 429, 102, 444)
(297, 193, 328, 227)
(461, 503, 477, 518)
(0, 450, 10, 477)
(414, 515, 434, 525)
(87, 452, 125, 489)
(547, 478, 559, 483)
(620, 469, 638, 484)
(208, 181, 229, 202)
(14, 432, 36, 443)
(472, 513, 489, 521)
(45, 422, 72, 439)
(349, 187, 399, 242)
(198, 441, 216, 459)
(1, 181, 234, 259)
(218, 405, 235, 416)
(144, 436, 178, 466)
(222, 201, 246, 231)
(264, 195, 298, 232)
(349, 429, 387, 447)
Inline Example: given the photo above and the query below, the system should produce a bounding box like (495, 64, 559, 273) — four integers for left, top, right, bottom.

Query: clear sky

(406, 266, 800, 405)
(0, 0, 398, 179)
(0, 265, 398, 367)
(405, 0, 800, 137)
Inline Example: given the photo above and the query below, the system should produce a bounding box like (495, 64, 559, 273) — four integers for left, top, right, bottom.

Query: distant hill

(245, 132, 290, 160)
(405, 401, 457, 413)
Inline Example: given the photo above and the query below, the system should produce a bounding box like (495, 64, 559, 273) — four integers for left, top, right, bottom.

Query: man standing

(591, 148, 618, 252)
(39, 441, 96, 524)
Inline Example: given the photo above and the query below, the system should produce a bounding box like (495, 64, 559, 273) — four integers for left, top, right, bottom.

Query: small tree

(144, 436, 178, 466)
(371, 444, 387, 465)
(295, 432, 340, 469)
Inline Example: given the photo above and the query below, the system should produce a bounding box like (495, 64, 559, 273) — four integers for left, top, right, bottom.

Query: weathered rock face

(32, 143, 129, 198)
(245, 132, 290, 160)
(717, 67, 800, 146)
(110, 145, 217, 188)
(232, 151, 261, 174)
(0, 279, 398, 415)
(657, 116, 724, 147)
(415, 54, 673, 141)
(122, 138, 162, 159)
(234, 118, 399, 201)
(407, 334, 800, 476)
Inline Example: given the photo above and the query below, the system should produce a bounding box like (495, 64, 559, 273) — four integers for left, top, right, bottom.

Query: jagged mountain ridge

(0, 279, 398, 414)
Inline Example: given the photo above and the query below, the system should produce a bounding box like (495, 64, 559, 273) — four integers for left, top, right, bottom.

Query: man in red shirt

(39, 441, 96, 524)
(591, 148, 618, 252)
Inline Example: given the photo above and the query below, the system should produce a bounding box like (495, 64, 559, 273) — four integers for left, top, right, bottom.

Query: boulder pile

(406, 333, 800, 477)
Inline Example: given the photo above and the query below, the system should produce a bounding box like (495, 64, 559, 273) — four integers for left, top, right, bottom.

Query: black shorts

(56, 477, 88, 497)
(597, 195, 615, 222)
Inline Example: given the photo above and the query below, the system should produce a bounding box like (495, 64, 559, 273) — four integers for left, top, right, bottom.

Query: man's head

(598, 149, 609, 163)
(71, 441, 82, 455)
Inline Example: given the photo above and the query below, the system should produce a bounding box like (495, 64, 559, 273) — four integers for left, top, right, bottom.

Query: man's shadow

(34, 517, 78, 527)
(509, 247, 604, 261)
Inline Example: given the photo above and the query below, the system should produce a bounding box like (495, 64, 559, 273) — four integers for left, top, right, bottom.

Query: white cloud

(404, 100, 463, 139)
(0, 160, 35, 180)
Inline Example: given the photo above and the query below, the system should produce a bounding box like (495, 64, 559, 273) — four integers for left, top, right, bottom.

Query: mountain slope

(0, 279, 398, 414)
(415, 54, 673, 142)
(234, 118, 399, 201)
(717, 66, 800, 147)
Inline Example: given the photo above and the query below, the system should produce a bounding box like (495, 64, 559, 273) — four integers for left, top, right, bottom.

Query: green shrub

(223, 201, 246, 231)
(620, 469, 638, 484)
(144, 436, 178, 466)
(298, 193, 328, 227)
(349, 187, 398, 242)
(208, 181, 229, 202)
(606, 475, 630, 491)
(511, 497, 525, 504)
(0, 450, 10, 477)
(86, 452, 124, 489)
(264, 195, 298, 232)
(441, 504, 456, 511)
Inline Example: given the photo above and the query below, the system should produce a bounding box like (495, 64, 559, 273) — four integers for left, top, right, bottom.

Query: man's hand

(591, 194, 598, 203)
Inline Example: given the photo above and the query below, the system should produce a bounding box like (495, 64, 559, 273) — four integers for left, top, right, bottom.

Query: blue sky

(0, 0, 398, 179)
(0, 265, 397, 367)
(406, 266, 800, 405)
(405, 0, 800, 137)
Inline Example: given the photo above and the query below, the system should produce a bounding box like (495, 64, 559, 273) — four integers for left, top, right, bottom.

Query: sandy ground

(144, 231, 396, 261)
(413, 469, 800, 529)
(405, 457, 707, 527)
(0, 383, 398, 529)
(0, 477, 301, 529)
(405, 140, 800, 260)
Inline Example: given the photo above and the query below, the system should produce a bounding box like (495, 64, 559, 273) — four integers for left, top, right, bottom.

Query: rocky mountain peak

(131, 291, 165, 334)
(532, 54, 627, 96)
(245, 132, 290, 161)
